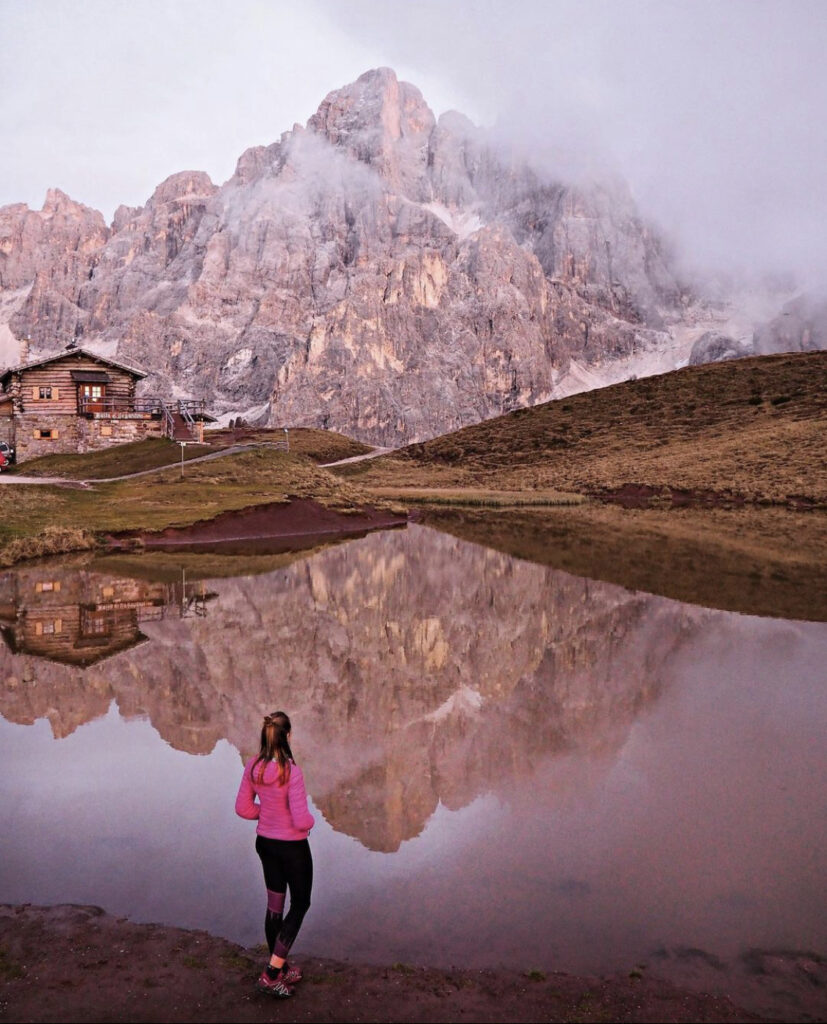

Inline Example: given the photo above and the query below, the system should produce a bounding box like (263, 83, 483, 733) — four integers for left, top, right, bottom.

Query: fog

(2, 0, 826, 288)
(319, 0, 827, 289)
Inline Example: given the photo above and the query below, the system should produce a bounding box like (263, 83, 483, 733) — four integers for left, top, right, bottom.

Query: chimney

(19, 335, 30, 365)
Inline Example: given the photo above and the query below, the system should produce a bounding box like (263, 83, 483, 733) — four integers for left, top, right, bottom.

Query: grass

(337, 352, 827, 508)
(11, 428, 373, 480)
(0, 945, 26, 981)
(209, 426, 373, 464)
(361, 487, 585, 508)
(9, 437, 209, 479)
(0, 526, 99, 567)
(0, 448, 376, 567)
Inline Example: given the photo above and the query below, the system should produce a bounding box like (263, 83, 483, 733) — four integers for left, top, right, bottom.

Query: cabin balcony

(78, 397, 164, 420)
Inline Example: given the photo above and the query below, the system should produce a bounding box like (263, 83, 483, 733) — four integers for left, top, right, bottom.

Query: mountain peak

(148, 171, 216, 207)
(306, 67, 435, 198)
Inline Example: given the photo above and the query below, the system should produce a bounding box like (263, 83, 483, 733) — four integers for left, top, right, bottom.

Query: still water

(1, 523, 825, 1014)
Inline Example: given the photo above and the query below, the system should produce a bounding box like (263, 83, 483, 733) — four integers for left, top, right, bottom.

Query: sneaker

(281, 962, 303, 984)
(256, 968, 294, 998)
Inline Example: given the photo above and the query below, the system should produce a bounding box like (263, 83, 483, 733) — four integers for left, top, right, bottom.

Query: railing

(78, 396, 164, 417)
(176, 400, 207, 420)
(158, 398, 176, 438)
(77, 395, 209, 441)
(158, 398, 207, 441)
(180, 403, 196, 434)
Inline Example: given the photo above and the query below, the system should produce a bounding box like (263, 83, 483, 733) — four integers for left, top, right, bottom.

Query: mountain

(0, 68, 800, 444)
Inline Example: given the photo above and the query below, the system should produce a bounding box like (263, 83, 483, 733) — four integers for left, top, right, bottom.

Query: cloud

(3, 0, 826, 288)
(318, 0, 827, 288)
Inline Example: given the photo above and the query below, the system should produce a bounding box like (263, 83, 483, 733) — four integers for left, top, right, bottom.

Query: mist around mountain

(0, 68, 818, 445)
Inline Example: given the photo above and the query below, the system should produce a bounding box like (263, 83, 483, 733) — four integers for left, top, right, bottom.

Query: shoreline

(0, 904, 766, 1023)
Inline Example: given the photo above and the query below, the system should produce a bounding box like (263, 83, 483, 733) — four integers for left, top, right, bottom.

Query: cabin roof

(0, 347, 148, 388)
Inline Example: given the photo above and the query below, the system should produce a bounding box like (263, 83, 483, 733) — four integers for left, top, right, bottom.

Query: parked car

(0, 440, 15, 464)
(0, 450, 7, 472)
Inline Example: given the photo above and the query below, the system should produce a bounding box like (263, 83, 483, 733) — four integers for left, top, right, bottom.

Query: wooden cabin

(0, 347, 208, 463)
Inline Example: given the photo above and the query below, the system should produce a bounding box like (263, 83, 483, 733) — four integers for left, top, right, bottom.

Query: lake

(1, 522, 825, 1018)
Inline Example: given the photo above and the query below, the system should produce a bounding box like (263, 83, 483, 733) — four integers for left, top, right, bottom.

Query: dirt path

(0, 904, 763, 1024)
(0, 474, 81, 486)
(320, 446, 392, 468)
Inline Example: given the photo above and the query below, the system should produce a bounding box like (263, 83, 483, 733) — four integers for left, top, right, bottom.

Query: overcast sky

(2, 0, 826, 286)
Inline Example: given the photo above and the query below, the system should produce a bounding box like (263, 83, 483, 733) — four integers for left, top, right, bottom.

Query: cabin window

(34, 619, 62, 636)
(40, 387, 52, 399)
(32, 386, 58, 400)
(100, 425, 112, 436)
(35, 580, 61, 593)
(81, 612, 110, 637)
(34, 428, 59, 440)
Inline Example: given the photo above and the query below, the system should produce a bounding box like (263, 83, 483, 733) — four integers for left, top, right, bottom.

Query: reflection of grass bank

(426, 504, 827, 621)
(90, 544, 347, 582)
(0, 449, 377, 567)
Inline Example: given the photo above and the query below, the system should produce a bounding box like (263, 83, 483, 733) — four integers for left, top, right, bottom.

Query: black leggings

(255, 836, 313, 959)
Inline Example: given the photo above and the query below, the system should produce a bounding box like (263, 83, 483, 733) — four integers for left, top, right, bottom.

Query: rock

(0, 190, 108, 349)
(753, 293, 827, 355)
(0, 68, 689, 444)
(689, 330, 751, 365)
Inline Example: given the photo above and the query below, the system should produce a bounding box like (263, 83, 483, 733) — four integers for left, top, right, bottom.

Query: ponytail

(252, 710, 294, 785)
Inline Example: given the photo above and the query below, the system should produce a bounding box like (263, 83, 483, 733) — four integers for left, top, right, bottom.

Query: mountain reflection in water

(1, 526, 703, 849)
(1, 523, 825, 1018)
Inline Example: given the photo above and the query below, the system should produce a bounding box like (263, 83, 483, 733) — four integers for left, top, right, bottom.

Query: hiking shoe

(256, 968, 294, 998)
(281, 962, 303, 984)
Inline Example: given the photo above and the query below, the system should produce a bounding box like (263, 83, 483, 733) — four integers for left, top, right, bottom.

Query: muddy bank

(0, 904, 761, 1023)
(109, 498, 408, 556)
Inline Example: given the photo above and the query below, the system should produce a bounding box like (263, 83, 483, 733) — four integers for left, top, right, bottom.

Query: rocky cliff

(0, 68, 724, 444)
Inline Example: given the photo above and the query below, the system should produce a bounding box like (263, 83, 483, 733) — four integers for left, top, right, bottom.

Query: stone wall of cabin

(14, 413, 81, 462)
(0, 398, 13, 447)
(14, 412, 164, 462)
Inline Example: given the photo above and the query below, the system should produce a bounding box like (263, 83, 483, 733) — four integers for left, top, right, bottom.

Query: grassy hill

(0, 448, 382, 567)
(9, 428, 371, 480)
(334, 352, 827, 619)
(339, 352, 827, 508)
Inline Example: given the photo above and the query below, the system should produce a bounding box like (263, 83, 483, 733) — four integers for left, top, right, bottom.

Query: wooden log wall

(16, 357, 136, 414)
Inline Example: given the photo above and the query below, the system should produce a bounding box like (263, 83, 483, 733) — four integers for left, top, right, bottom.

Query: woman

(235, 710, 315, 998)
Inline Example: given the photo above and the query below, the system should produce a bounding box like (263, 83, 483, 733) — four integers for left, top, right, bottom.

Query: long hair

(252, 710, 294, 785)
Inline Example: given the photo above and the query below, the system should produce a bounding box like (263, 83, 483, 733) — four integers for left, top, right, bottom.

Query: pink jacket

(235, 758, 315, 840)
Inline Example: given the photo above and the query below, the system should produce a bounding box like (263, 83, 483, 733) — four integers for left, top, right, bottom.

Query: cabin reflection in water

(0, 566, 215, 667)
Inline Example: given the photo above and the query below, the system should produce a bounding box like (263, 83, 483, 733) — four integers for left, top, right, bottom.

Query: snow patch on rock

(422, 201, 483, 240)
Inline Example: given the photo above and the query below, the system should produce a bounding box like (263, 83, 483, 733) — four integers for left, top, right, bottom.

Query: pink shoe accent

(281, 962, 303, 984)
(256, 969, 294, 998)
